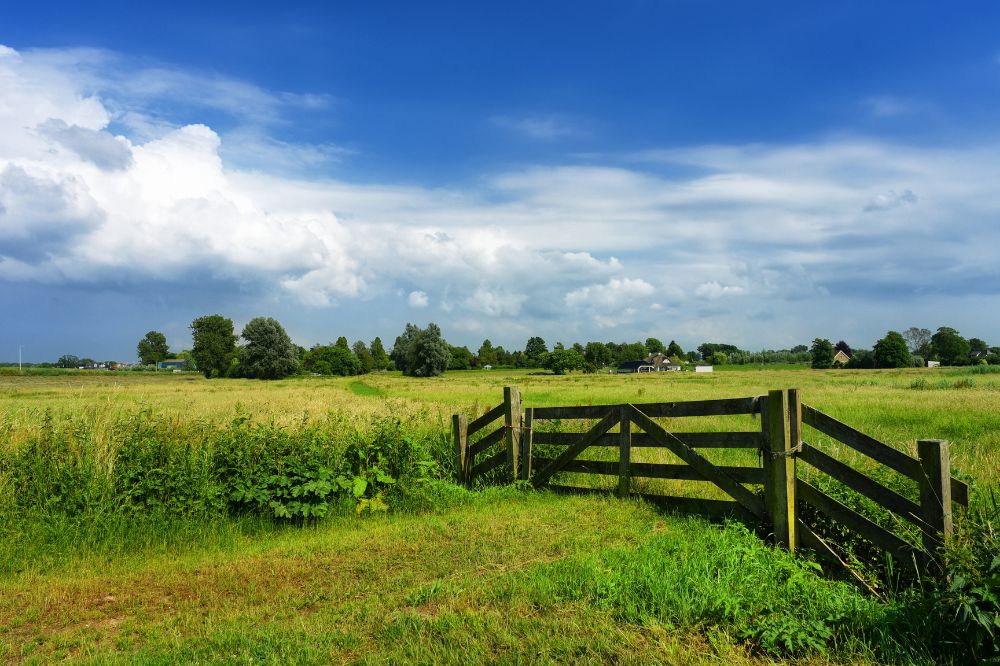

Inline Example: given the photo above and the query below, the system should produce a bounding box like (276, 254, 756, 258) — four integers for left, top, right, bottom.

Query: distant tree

(353, 341, 374, 374)
(686, 350, 700, 363)
(834, 340, 852, 356)
(845, 349, 875, 369)
(57, 354, 80, 369)
(645, 337, 666, 354)
(238, 317, 299, 379)
(790, 344, 809, 354)
(572, 342, 586, 357)
(524, 337, 548, 367)
(80, 358, 95, 367)
(584, 341, 613, 367)
(190, 315, 237, 379)
(930, 327, 971, 365)
(667, 340, 684, 357)
(619, 342, 648, 362)
(335, 336, 350, 350)
(969, 337, 989, 354)
(873, 331, 911, 369)
(369, 337, 390, 370)
(137, 331, 170, 366)
(546, 347, 585, 375)
(391, 323, 421, 374)
(303, 344, 359, 376)
(404, 323, 450, 377)
(903, 327, 933, 357)
(477, 339, 498, 367)
(698, 343, 740, 361)
(447, 344, 473, 370)
(810, 338, 835, 369)
(710, 352, 728, 365)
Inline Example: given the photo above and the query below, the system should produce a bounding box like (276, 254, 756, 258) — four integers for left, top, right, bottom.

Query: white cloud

(491, 114, 581, 140)
(4, 44, 1000, 350)
(407, 290, 429, 308)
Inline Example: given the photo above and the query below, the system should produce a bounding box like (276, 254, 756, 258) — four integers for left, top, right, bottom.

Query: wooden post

(520, 407, 534, 481)
(503, 386, 522, 482)
(617, 404, 632, 497)
(452, 413, 468, 486)
(917, 439, 953, 555)
(764, 389, 797, 550)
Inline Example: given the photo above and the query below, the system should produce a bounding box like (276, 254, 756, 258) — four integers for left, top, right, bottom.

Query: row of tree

(808, 326, 998, 369)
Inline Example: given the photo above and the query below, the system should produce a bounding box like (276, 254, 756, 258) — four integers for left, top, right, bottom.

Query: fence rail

(453, 386, 971, 570)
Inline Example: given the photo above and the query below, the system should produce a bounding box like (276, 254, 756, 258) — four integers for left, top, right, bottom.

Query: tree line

(808, 326, 998, 369)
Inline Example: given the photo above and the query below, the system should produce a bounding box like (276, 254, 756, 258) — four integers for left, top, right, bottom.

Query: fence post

(917, 439, 953, 555)
(765, 389, 797, 550)
(520, 407, 534, 481)
(452, 413, 468, 486)
(504, 386, 522, 482)
(617, 404, 631, 497)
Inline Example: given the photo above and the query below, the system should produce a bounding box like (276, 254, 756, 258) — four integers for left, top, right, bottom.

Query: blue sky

(2, 2, 1000, 361)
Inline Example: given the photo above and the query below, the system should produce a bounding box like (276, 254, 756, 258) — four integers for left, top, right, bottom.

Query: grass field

(0, 367, 998, 663)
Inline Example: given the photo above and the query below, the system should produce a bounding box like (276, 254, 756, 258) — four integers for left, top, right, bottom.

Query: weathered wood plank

(802, 404, 921, 480)
(468, 427, 504, 458)
(530, 405, 617, 419)
(618, 404, 631, 498)
(533, 458, 765, 483)
(452, 413, 468, 486)
(951, 477, 969, 508)
(503, 387, 522, 483)
(918, 439, 953, 553)
(470, 448, 507, 479)
(797, 480, 917, 561)
(467, 403, 505, 436)
(631, 396, 761, 418)
(630, 407, 766, 518)
(532, 411, 618, 487)
(520, 408, 534, 481)
(546, 484, 756, 522)
(800, 442, 922, 527)
(764, 389, 796, 550)
(530, 431, 762, 448)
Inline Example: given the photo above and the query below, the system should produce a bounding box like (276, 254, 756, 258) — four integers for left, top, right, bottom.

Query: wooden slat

(630, 407, 766, 518)
(530, 405, 618, 419)
(797, 480, 918, 561)
(631, 396, 761, 418)
(802, 405, 921, 480)
(468, 427, 504, 457)
(467, 403, 505, 436)
(533, 458, 764, 483)
(530, 431, 762, 448)
(800, 443, 922, 528)
(547, 484, 756, 522)
(532, 411, 618, 487)
(470, 448, 507, 479)
(951, 477, 969, 507)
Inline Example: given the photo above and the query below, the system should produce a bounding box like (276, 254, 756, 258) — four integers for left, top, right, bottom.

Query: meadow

(0, 366, 998, 663)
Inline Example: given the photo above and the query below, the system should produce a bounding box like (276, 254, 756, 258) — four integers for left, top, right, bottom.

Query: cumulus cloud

(407, 290, 429, 308)
(3, 43, 1000, 350)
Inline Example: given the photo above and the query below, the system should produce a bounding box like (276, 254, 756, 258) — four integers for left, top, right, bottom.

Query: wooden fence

(453, 387, 969, 568)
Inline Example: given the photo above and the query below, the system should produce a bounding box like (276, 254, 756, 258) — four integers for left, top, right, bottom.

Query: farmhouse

(616, 360, 655, 373)
(832, 350, 851, 366)
(157, 359, 187, 370)
(645, 353, 682, 371)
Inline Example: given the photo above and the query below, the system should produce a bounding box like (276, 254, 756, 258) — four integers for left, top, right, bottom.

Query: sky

(2, 1, 1000, 362)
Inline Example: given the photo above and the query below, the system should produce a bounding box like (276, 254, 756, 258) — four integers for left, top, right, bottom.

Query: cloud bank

(2, 44, 999, 353)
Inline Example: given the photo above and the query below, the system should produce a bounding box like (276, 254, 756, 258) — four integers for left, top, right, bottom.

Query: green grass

(0, 369, 997, 662)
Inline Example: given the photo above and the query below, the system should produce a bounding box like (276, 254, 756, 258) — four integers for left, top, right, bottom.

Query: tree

(969, 337, 989, 354)
(353, 341, 374, 374)
(238, 317, 298, 379)
(404, 323, 450, 377)
(546, 347, 585, 375)
(645, 337, 665, 355)
(524, 337, 548, 366)
(584, 341, 613, 367)
(710, 352, 728, 365)
(834, 340, 852, 356)
(391, 323, 421, 373)
(619, 342, 648, 362)
(369, 337, 390, 370)
(303, 344, 359, 376)
(810, 338, 835, 369)
(447, 344, 473, 370)
(698, 342, 740, 361)
(903, 327, 932, 356)
(873, 330, 911, 369)
(931, 327, 971, 365)
(667, 340, 684, 358)
(190, 315, 237, 379)
(477, 339, 498, 367)
(137, 331, 169, 365)
(790, 344, 809, 354)
(57, 354, 80, 368)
